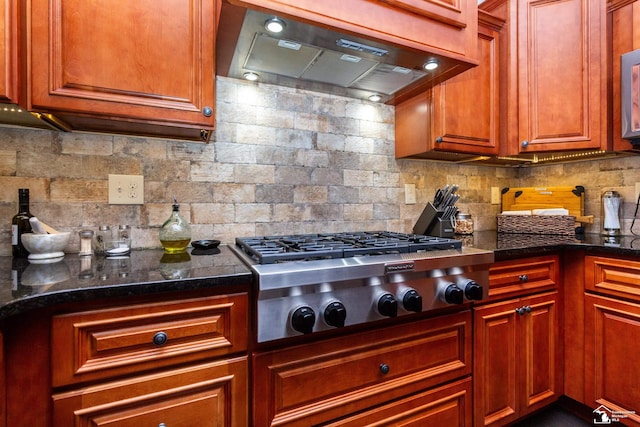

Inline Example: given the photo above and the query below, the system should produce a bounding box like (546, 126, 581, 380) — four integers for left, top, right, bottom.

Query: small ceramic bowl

(191, 239, 220, 250)
(21, 232, 71, 262)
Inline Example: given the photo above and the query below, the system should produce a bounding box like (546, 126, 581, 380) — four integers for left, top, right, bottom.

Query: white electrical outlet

(405, 184, 416, 204)
(108, 174, 144, 204)
(491, 187, 501, 205)
(635, 182, 640, 202)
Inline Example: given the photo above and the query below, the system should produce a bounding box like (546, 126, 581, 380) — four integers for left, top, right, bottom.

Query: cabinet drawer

(585, 256, 640, 301)
(488, 255, 559, 300)
(320, 377, 472, 427)
(253, 311, 472, 427)
(52, 293, 248, 387)
(52, 356, 248, 427)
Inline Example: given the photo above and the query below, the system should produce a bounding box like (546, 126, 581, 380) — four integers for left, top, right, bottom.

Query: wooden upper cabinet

(483, 0, 607, 155)
(225, 0, 478, 63)
(28, 0, 216, 142)
(609, 0, 640, 152)
(395, 10, 504, 159)
(1, 0, 19, 104)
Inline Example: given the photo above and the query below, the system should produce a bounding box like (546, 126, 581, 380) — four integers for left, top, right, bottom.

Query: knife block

(413, 202, 455, 238)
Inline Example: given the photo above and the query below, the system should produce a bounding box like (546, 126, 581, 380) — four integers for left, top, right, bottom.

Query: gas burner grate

(235, 231, 461, 264)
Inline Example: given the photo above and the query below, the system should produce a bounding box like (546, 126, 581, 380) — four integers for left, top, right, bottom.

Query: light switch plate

(108, 174, 144, 204)
(405, 184, 416, 204)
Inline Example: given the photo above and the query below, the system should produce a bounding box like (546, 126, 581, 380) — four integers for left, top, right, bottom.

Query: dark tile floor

(512, 406, 593, 426)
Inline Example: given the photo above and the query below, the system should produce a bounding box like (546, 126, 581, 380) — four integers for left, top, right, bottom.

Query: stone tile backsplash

(1, 76, 640, 255)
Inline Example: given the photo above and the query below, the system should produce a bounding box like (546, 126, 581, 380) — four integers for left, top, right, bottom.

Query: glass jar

(95, 225, 111, 255)
(159, 197, 191, 253)
(455, 212, 474, 235)
(78, 229, 95, 256)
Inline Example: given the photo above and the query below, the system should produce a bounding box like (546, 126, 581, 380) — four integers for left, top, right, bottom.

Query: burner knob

(444, 284, 464, 305)
(462, 280, 483, 301)
(324, 301, 347, 328)
(291, 306, 316, 334)
(402, 289, 423, 313)
(377, 293, 398, 317)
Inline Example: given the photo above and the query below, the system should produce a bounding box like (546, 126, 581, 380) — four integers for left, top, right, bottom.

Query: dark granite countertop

(470, 231, 640, 260)
(0, 246, 251, 321)
(2, 233, 639, 322)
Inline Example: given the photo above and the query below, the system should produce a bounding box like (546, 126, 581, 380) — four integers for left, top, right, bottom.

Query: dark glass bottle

(11, 189, 33, 258)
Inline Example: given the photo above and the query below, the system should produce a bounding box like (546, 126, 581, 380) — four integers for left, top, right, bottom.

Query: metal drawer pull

(515, 305, 532, 315)
(153, 331, 168, 346)
(159, 423, 166, 427)
(379, 363, 390, 375)
(518, 274, 528, 283)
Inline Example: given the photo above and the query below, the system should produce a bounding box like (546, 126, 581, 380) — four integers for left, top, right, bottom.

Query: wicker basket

(497, 214, 576, 235)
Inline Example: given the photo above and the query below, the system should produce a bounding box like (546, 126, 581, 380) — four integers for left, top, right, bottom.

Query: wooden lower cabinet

(474, 291, 562, 426)
(252, 311, 472, 427)
(48, 292, 250, 427)
(584, 294, 640, 426)
(52, 357, 248, 427)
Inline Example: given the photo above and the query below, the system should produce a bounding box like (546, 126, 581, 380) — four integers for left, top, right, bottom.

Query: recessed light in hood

(216, 6, 475, 104)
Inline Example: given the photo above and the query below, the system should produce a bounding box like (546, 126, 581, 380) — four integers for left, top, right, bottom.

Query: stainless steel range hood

(217, 5, 477, 104)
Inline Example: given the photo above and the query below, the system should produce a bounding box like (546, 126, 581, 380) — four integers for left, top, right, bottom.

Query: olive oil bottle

(159, 196, 191, 253)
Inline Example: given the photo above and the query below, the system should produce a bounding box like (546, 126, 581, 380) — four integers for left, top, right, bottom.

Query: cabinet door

(431, 10, 502, 155)
(519, 292, 562, 414)
(52, 357, 248, 427)
(29, 0, 215, 141)
(474, 297, 519, 426)
(474, 292, 561, 426)
(514, 0, 606, 153)
(0, 0, 18, 104)
(585, 294, 640, 426)
(394, 10, 503, 159)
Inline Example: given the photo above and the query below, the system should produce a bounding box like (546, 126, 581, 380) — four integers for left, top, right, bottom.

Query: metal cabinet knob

(515, 305, 532, 316)
(202, 106, 213, 117)
(153, 331, 168, 346)
(518, 274, 528, 283)
(521, 140, 529, 148)
(380, 363, 390, 375)
(435, 136, 443, 144)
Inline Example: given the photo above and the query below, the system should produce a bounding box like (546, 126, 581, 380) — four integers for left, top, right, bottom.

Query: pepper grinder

(601, 190, 622, 236)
